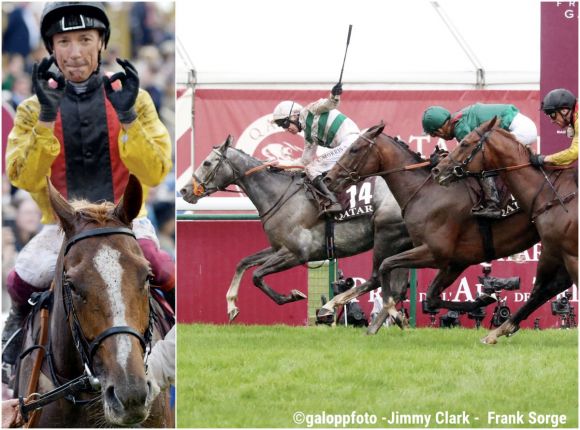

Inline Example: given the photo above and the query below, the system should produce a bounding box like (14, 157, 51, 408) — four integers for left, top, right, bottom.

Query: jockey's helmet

(422, 106, 451, 134)
(541, 89, 576, 115)
(41, 2, 110, 54)
(272, 101, 303, 129)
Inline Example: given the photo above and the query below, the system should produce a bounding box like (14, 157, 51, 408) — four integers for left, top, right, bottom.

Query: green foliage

(177, 324, 577, 428)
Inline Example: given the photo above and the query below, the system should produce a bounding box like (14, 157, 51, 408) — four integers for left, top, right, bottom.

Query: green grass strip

(176, 324, 577, 428)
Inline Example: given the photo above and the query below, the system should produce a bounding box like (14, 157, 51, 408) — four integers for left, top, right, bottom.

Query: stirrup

(472, 205, 502, 219)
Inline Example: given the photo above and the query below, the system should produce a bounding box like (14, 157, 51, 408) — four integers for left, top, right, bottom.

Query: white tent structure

(176, 0, 540, 89)
(175, 0, 542, 211)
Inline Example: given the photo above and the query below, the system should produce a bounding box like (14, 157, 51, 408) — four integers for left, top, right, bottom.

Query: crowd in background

(1, 2, 177, 311)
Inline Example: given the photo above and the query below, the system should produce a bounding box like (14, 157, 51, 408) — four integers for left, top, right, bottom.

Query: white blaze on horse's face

(93, 244, 132, 369)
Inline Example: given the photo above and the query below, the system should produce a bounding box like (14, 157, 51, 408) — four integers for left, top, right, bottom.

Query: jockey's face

(548, 108, 571, 129)
(286, 115, 300, 134)
(52, 29, 103, 82)
(430, 120, 454, 140)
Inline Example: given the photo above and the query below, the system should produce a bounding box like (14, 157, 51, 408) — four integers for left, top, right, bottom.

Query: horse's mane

(494, 128, 533, 158)
(383, 133, 427, 164)
(69, 199, 120, 226)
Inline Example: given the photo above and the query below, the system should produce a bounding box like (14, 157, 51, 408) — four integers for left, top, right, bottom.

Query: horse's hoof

(316, 313, 334, 326)
(394, 315, 404, 330)
(366, 323, 381, 335)
(480, 336, 497, 345)
(317, 307, 333, 318)
(291, 290, 307, 301)
(228, 308, 240, 323)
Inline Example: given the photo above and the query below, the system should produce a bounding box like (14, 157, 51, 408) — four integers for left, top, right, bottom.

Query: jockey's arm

(6, 97, 60, 193)
(117, 89, 173, 187)
(301, 142, 318, 166)
(545, 116, 578, 165)
(307, 94, 340, 115)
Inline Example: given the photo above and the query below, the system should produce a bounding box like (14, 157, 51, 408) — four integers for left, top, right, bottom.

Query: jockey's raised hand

(331, 82, 343, 96)
(32, 56, 65, 123)
(103, 58, 140, 124)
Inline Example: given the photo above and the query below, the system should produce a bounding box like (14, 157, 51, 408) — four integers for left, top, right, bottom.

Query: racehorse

(325, 123, 541, 336)
(432, 117, 577, 343)
(14, 175, 173, 427)
(180, 136, 412, 323)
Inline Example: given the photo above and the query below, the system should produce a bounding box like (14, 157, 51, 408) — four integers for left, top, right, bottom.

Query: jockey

(2, 2, 174, 365)
(422, 103, 537, 219)
(271, 83, 360, 217)
(530, 88, 578, 167)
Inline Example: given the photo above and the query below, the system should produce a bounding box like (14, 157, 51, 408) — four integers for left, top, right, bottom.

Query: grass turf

(176, 324, 577, 428)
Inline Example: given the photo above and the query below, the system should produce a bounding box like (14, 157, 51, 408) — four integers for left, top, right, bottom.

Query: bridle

(445, 128, 493, 179)
(18, 227, 155, 423)
(191, 148, 246, 197)
(334, 134, 381, 184)
(62, 227, 154, 378)
(334, 133, 431, 185)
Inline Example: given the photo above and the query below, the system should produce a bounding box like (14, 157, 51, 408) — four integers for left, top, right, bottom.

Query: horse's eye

(203, 160, 211, 167)
(145, 273, 154, 288)
(350, 147, 359, 154)
(460, 141, 469, 148)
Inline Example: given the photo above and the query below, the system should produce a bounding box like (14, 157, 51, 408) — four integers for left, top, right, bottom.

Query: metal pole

(410, 269, 417, 328)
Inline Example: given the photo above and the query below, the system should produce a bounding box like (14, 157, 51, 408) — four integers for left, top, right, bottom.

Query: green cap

(422, 106, 451, 134)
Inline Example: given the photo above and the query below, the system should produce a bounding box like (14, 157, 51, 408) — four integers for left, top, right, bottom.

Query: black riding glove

(32, 56, 66, 123)
(529, 153, 545, 168)
(103, 58, 140, 124)
(331, 82, 343, 96)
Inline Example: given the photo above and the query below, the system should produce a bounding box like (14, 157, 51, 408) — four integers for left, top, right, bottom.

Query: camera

(467, 294, 486, 329)
(440, 310, 461, 328)
(421, 299, 440, 327)
(491, 304, 511, 327)
(551, 292, 572, 315)
(331, 270, 368, 327)
(331, 273, 355, 296)
(551, 291, 576, 329)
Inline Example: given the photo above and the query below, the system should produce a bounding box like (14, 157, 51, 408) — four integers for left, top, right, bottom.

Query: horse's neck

(231, 156, 298, 215)
(377, 139, 434, 209)
(485, 141, 542, 211)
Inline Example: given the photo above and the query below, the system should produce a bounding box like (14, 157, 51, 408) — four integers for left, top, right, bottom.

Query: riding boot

(472, 176, 502, 219)
(312, 175, 342, 217)
(2, 302, 31, 365)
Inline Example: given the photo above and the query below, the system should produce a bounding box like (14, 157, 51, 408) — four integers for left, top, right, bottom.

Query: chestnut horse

(14, 175, 173, 427)
(432, 117, 577, 343)
(325, 123, 541, 336)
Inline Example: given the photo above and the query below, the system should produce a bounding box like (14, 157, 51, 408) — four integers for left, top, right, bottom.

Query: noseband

(62, 227, 154, 377)
(191, 148, 245, 197)
(446, 129, 492, 178)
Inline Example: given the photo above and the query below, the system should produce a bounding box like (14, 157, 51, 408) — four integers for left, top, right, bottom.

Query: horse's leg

(251, 248, 307, 305)
(226, 248, 276, 321)
(318, 277, 379, 320)
(482, 259, 571, 345)
(377, 244, 437, 330)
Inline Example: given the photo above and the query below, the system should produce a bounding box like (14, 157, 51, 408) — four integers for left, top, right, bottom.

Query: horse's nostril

(432, 168, 439, 175)
(323, 177, 331, 185)
(179, 188, 187, 196)
(105, 386, 122, 411)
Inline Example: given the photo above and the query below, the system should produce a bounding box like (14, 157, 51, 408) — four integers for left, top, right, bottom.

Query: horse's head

(180, 135, 239, 203)
(432, 117, 499, 186)
(325, 123, 385, 193)
(48, 175, 157, 426)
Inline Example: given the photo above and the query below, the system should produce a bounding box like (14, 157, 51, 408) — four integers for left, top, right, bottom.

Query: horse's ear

(46, 177, 76, 236)
(488, 116, 499, 130)
(221, 135, 234, 153)
(368, 122, 385, 138)
(114, 174, 143, 226)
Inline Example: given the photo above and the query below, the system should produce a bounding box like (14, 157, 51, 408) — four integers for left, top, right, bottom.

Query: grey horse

(180, 136, 412, 324)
